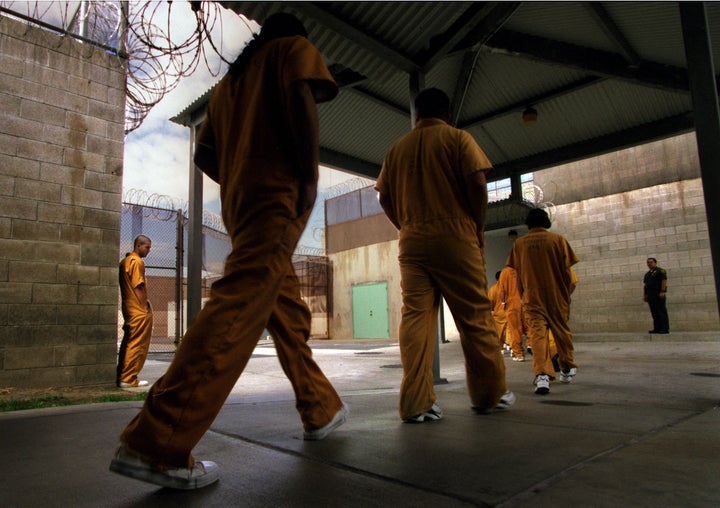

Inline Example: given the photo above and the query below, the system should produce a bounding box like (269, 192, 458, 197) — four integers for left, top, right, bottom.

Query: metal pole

(187, 124, 204, 325)
(679, 2, 720, 322)
(174, 208, 184, 347)
(118, 1, 128, 57)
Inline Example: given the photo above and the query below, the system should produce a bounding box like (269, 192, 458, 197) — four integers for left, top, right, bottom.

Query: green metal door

(352, 282, 389, 339)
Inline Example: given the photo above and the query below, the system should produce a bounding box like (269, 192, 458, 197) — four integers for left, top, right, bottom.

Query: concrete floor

(1, 332, 718, 507)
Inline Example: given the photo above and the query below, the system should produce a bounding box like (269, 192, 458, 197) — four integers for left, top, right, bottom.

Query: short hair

(415, 88, 451, 119)
(133, 235, 151, 248)
(525, 208, 552, 229)
(495, 270, 502, 281)
(647, 257, 657, 263)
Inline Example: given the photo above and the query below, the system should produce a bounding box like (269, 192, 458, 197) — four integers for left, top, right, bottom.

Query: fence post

(175, 208, 184, 347)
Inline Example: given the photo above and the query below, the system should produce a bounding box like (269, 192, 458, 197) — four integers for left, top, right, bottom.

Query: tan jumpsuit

(119, 36, 343, 468)
(376, 118, 507, 419)
(117, 252, 153, 386)
(507, 228, 579, 378)
(489, 282, 507, 346)
(498, 266, 523, 357)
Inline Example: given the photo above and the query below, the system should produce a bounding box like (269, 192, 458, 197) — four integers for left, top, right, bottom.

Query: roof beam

(481, 30, 689, 93)
(319, 147, 381, 179)
(490, 112, 695, 179)
(458, 76, 606, 129)
(292, 2, 421, 73)
(419, 2, 520, 72)
(583, 2, 641, 66)
(343, 86, 409, 118)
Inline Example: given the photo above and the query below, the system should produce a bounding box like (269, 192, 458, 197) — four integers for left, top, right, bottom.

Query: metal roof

(173, 1, 718, 182)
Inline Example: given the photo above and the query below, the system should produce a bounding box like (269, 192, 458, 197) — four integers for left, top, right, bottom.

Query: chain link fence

(119, 199, 330, 353)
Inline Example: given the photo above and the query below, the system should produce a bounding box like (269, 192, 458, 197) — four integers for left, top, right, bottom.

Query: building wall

(330, 241, 401, 340)
(327, 133, 719, 338)
(0, 17, 126, 387)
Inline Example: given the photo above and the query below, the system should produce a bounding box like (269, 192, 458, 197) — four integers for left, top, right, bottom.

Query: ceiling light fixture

(522, 106, 538, 126)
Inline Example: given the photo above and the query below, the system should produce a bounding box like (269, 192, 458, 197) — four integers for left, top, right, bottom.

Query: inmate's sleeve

(285, 37, 338, 103)
(563, 238, 580, 268)
(194, 108, 219, 183)
(458, 130, 492, 177)
(375, 161, 400, 229)
(126, 256, 145, 290)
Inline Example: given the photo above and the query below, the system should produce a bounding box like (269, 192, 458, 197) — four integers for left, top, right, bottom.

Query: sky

(120, 2, 372, 249)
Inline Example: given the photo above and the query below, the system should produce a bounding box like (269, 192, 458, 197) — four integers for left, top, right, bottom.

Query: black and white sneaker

(534, 374, 550, 395)
(559, 368, 577, 384)
(473, 390, 516, 414)
(403, 403, 442, 423)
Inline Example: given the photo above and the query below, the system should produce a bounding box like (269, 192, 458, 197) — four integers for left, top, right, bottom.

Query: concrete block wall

(328, 133, 719, 338)
(0, 16, 126, 387)
(553, 178, 717, 333)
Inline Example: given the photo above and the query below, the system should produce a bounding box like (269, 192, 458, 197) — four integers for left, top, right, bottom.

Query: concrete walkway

(1, 333, 718, 507)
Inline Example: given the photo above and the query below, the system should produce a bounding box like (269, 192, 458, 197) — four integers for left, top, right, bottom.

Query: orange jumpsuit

(117, 252, 153, 386)
(548, 267, 577, 359)
(498, 266, 523, 358)
(376, 118, 507, 419)
(119, 36, 343, 468)
(507, 227, 579, 378)
(489, 281, 507, 346)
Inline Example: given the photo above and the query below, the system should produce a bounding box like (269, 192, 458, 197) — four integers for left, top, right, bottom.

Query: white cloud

(122, 2, 368, 243)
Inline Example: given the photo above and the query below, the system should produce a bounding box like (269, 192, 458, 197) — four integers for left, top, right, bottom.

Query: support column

(408, 72, 425, 128)
(679, 2, 720, 321)
(187, 124, 204, 325)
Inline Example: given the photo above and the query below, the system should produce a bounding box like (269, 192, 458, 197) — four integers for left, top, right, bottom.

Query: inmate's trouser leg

(523, 307, 555, 379)
(505, 308, 523, 357)
(117, 310, 153, 386)
(430, 238, 506, 409)
(493, 313, 507, 347)
(119, 209, 339, 468)
(547, 309, 577, 372)
(398, 258, 441, 420)
(266, 266, 343, 431)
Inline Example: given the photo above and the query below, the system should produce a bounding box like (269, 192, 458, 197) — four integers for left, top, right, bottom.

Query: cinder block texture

(0, 16, 125, 388)
(328, 134, 719, 338)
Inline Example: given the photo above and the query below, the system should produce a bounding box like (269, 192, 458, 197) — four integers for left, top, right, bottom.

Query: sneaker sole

(303, 404, 349, 440)
(534, 387, 550, 395)
(109, 460, 219, 490)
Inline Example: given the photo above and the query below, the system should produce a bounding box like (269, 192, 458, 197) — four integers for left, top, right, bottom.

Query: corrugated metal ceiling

(175, 1, 716, 181)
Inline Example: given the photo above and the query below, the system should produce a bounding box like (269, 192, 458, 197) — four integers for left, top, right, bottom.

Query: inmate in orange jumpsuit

(548, 267, 578, 360)
(498, 266, 523, 359)
(376, 117, 507, 419)
(489, 277, 507, 346)
(118, 251, 153, 386)
(119, 36, 343, 468)
(507, 227, 579, 379)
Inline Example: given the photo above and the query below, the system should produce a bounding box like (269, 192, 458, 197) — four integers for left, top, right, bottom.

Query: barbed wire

(319, 177, 375, 200)
(0, 1, 250, 134)
(122, 188, 226, 233)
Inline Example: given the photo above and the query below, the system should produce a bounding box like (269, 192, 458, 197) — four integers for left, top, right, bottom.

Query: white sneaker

(534, 374, 550, 395)
(403, 403, 443, 423)
(473, 391, 516, 414)
(559, 368, 577, 384)
(119, 380, 149, 388)
(303, 403, 349, 440)
(109, 445, 219, 490)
